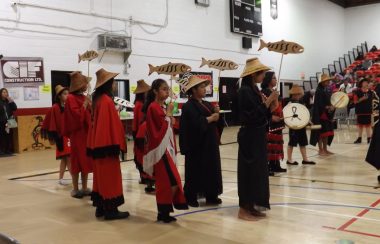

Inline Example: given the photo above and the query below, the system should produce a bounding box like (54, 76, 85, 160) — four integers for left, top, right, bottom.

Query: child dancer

(63, 72, 93, 198)
(133, 80, 155, 193)
(142, 79, 188, 223)
(42, 85, 71, 185)
(87, 68, 129, 220)
(286, 85, 316, 166)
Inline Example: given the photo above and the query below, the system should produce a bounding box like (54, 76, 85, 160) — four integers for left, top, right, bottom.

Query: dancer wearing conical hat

(87, 68, 129, 220)
(237, 58, 278, 221)
(63, 72, 93, 198)
(41, 85, 72, 186)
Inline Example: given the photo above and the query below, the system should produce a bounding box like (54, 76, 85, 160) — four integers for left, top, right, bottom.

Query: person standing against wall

(0, 88, 17, 155)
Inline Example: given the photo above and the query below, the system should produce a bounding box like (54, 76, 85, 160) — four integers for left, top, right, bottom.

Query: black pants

(0, 122, 13, 153)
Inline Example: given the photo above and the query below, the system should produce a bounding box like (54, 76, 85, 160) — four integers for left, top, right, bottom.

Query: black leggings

(0, 122, 12, 153)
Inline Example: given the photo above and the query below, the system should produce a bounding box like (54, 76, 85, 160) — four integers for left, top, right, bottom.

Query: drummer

(310, 74, 335, 156)
(286, 85, 316, 166)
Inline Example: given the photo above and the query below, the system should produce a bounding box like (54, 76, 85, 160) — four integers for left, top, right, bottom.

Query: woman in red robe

(41, 85, 71, 185)
(87, 68, 129, 220)
(132, 79, 155, 193)
(143, 79, 188, 223)
(63, 72, 93, 198)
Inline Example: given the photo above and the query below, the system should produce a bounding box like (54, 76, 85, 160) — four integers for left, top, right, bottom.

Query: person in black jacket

(0, 88, 17, 155)
(179, 75, 223, 208)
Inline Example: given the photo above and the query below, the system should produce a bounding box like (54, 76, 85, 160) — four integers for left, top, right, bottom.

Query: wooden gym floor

(0, 126, 379, 244)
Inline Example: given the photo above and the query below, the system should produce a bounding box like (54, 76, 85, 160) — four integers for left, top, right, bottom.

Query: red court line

(331, 198, 380, 239)
(337, 198, 380, 231)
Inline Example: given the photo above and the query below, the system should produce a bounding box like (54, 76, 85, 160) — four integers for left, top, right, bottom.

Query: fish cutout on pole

(258, 39, 304, 54)
(200, 58, 239, 71)
(148, 62, 191, 76)
(78, 50, 99, 63)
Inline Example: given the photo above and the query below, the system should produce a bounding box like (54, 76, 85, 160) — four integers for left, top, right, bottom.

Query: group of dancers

(40, 57, 380, 223)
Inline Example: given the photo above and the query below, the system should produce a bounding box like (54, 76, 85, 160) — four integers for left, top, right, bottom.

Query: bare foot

(326, 150, 334, 155)
(238, 208, 258, 221)
(318, 150, 328, 156)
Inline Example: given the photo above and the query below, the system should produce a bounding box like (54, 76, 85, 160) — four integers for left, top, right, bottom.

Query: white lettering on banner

(2, 61, 42, 78)
(27, 61, 41, 77)
(3, 62, 19, 78)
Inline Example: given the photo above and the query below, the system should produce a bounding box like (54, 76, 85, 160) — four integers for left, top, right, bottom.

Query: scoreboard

(230, 0, 263, 37)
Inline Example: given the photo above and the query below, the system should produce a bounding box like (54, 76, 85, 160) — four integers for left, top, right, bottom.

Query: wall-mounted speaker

(242, 37, 252, 49)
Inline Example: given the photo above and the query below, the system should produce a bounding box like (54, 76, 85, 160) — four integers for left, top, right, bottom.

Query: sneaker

(81, 188, 92, 197)
(71, 190, 83, 199)
(58, 179, 70, 186)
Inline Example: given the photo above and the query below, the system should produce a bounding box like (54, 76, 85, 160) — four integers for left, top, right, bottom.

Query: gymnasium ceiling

(328, 0, 380, 8)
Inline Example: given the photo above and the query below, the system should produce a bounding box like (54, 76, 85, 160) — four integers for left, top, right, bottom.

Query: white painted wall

(0, 0, 346, 108)
(344, 3, 380, 51)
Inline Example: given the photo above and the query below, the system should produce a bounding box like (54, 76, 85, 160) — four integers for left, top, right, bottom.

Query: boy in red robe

(87, 68, 129, 220)
(143, 79, 188, 223)
(41, 85, 71, 185)
(63, 72, 93, 198)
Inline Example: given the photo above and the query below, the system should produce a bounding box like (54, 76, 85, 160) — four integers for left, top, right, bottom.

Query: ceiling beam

(328, 0, 347, 7)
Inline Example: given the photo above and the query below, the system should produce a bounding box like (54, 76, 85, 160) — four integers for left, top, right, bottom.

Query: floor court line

(337, 198, 380, 231)
(11, 178, 380, 196)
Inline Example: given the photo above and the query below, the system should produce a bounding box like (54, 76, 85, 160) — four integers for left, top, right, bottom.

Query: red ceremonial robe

(143, 101, 188, 213)
(132, 100, 147, 178)
(41, 103, 71, 159)
(63, 94, 92, 174)
(87, 94, 127, 209)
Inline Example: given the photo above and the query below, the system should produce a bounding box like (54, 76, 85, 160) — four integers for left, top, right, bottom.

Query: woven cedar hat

(69, 72, 91, 93)
(289, 84, 304, 95)
(183, 75, 211, 93)
(240, 58, 270, 78)
(134, 79, 151, 94)
(319, 74, 333, 83)
(95, 68, 119, 89)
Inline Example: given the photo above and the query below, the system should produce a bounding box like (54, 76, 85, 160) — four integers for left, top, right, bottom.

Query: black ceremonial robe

(179, 98, 223, 202)
(237, 84, 271, 210)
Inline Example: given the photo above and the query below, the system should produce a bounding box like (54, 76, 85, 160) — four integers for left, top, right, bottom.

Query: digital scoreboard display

(230, 0, 262, 37)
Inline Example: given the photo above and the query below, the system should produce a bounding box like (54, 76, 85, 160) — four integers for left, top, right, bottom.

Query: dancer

(179, 75, 223, 207)
(87, 68, 129, 220)
(310, 74, 335, 156)
(237, 58, 278, 221)
(132, 79, 155, 193)
(286, 85, 316, 166)
(143, 79, 188, 223)
(63, 72, 93, 198)
(353, 79, 373, 144)
(261, 71, 286, 174)
(41, 85, 71, 185)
